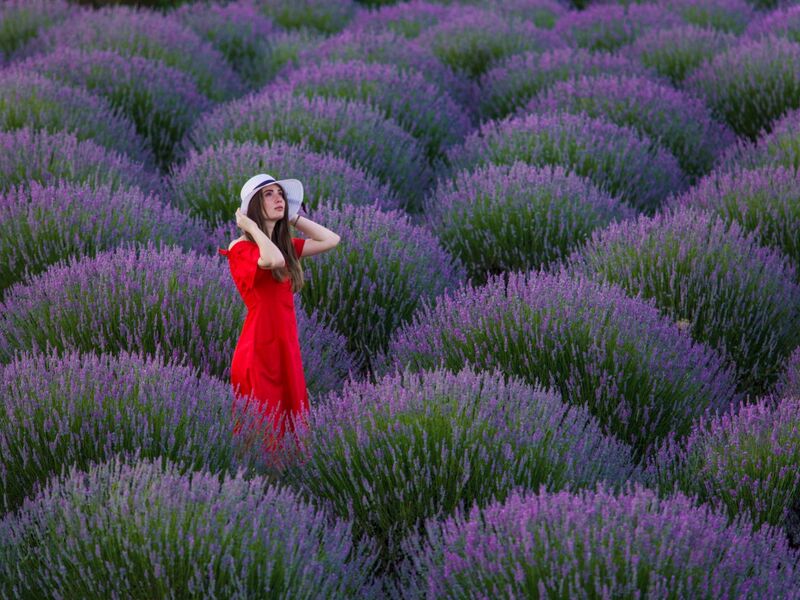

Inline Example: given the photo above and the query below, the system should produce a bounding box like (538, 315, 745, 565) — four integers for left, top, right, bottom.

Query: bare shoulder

(228, 236, 247, 251)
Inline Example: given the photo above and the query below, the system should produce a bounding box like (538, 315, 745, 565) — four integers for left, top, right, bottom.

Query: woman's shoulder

(228, 236, 252, 251)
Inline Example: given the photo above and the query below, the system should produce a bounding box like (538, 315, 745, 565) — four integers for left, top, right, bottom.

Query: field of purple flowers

(1, 0, 800, 597)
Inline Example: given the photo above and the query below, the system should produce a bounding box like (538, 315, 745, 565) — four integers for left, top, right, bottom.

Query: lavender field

(1, 0, 800, 597)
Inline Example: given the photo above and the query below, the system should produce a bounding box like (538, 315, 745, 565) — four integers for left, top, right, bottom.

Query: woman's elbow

(330, 234, 341, 247)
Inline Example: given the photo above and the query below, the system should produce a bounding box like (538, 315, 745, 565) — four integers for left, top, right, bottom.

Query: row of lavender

(2, 0, 800, 597)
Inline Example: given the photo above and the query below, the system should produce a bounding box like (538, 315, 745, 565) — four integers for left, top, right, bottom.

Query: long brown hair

(243, 186, 305, 293)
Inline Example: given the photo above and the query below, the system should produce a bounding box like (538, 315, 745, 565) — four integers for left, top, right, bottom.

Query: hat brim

(242, 178, 304, 221)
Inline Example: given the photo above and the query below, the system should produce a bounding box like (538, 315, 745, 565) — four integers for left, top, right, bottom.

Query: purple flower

(646, 394, 800, 547)
(0, 181, 212, 295)
(426, 162, 635, 283)
(381, 269, 739, 461)
(668, 165, 800, 276)
(18, 47, 212, 170)
(19, 5, 245, 102)
(716, 106, 800, 173)
(0, 241, 356, 397)
(262, 59, 471, 162)
(0, 453, 380, 597)
(186, 89, 432, 205)
(623, 23, 737, 85)
(0, 0, 71, 64)
(170, 139, 400, 226)
(659, 0, 754, 34)
(348, 1, 455, 38)
(0, 68, 152, 167)
(745, 4, 800, 43)
(282, 365, 637, 567)
(479, 46, 656, 120)
(255, 0, 356, 33)
(446, 110, 686, 213)
(776, 347, 800, 398)
(554, 4, 683, 52)
(395, 483, 799, 598)
(685, 34, 800, 140)
(523, 73, 736, 180)
(0, 128, 159, 195)
(570, 206, 800, 396)
(296, 202, 466, 371)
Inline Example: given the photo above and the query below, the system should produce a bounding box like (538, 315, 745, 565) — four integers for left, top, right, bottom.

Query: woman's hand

(235, 208, 254, 233)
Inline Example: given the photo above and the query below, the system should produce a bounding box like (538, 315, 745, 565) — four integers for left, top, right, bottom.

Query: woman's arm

(292, 214, 341, 257)
(236, 208, 285, 269)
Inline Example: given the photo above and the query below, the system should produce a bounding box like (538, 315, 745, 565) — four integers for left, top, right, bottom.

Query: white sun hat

(240, 173, 304, 222)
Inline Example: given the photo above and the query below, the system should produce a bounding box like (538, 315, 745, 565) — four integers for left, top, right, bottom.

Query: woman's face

(260, 184, 286, 221)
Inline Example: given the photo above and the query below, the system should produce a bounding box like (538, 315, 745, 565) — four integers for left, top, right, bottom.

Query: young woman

(217, 173, 340, 457)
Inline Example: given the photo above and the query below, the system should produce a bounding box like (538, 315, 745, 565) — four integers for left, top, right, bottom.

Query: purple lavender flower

(18, 47, 212, 171)
(446, 110, 686, 213)
(0, 349, 275, 514)
(170, 139, 400, 226)
(0, 181, 212, 295)
(717, 106, 800, 173)
(297, 202, 466, 372)
(776, 347, 800, 398)
(479, 46, 656, 120)
(0, 0, 71, 64)
(263, 59, 471, 162)
(554, 4, 683, 52)
(466, 0, 567, 29)
(416, 8, 568, 79)
(254, 0, 356, 33)
(668, 165, 800, 275)
(0, 128, 159, 195)
(282, 365, 637, 568)
(570, 206, 800, 396)
(646, 395, 800, 547)
(745, 4, 800, 43)
(524, 73, 736, 179)
(0, 453, 380, 597)
(0, 241, 356, 396)
(426, 162, 635, 283)
(623, 23, 737, 85)
(289, 28, 479, 115)
(381, 269, 740, 461)
(186, 89, 432, 205)
(395, 483, 799, 598)
(0, 69, 152, 167)
(19, 5, 245, 102)
(348, 1, 455, 38)
(659, 0, 754, 34)
(685, 34, 800, 140)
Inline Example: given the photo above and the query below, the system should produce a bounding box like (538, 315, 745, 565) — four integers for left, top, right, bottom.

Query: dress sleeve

(292, 237, 306, 258)
(225, 242, 262, 295)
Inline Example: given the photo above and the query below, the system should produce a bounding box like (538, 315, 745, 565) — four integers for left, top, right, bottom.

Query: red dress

(217, 238, 309, 451)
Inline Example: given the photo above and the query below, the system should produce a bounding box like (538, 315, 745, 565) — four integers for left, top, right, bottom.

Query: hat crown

(240, 173, 276, 202)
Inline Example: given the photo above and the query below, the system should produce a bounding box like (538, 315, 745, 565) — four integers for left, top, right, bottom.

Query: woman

(218, 173, 340, 457)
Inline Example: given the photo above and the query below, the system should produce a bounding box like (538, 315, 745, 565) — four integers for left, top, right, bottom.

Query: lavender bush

(298, 202, 465, 370)
(394, 484, 799, 598)
(416, 9, 567, 80)
(0, 69, 152, 167)
(717, 106, 800, 173)
(685, 35, 800, 140)
(524, 73, 736, 180)
(0, 454, 380, 598)
(0, 241, 356, 397)
(446, 110, 685, 213)
(348, 1, 454, 38)
(777, 347, 800, 398)
(0, 182, 211, 296)
(0, 128, 159, 195)
(19, 47, 211, 170)
(479, 46, 654, 121)
(661, 0, 754, 34)
(170, 139, 399, 226)
(262, 60, 471, 162)
(426, 162, 634, 284)
(669, 166, 800, 273)
(624, 24, 737, 85)
(0, 0, 71, 64)
(571, 206, 800, 396)
(20, 5, 245, 102)
(0, 350, 271, 515)
(186, 90, 432, 204)
(459, 0, 567, 29)
(381, 270, 739, 461)
(253, 0, 356, 33)
(646, 395, 800, 547)
(745, 4, 800, 43)
(554, 4, 683, 53)
(289, 29, 478, 114)
(281, 366, 637, 568)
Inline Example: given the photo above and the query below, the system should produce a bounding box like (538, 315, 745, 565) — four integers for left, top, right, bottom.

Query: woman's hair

(244, 185, 305, 292)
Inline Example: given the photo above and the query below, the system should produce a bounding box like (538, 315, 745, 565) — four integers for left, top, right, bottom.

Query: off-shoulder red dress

(217, 238, 309, 449)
